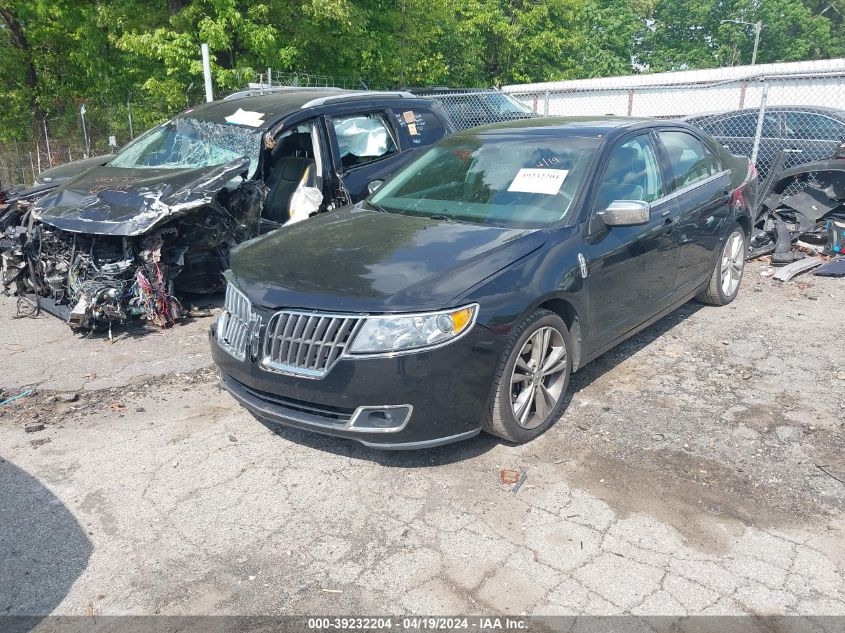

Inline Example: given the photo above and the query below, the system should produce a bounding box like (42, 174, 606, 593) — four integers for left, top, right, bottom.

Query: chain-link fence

(0, 139, 94, 192)
(7, 64, 845, 194)
(503, 69, 845, 180)
(0, 87, 206, 192)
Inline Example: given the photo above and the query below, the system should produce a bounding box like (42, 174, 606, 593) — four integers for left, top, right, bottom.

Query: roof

(177, 91, 349, 128)
(463, 115, 654, 136)
(686, 105, 845, 121)
(502, 58, 845, 93)
(405, 87, 492, 95)
(178, 90, 415, 129)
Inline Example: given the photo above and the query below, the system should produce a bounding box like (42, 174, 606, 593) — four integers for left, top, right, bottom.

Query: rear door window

(331, 112, 398, 170)
(659, 131, 721, 191)
(722, 113, 779, 139)
(783, 112, 845, 141)
(392, 108, 448, 148)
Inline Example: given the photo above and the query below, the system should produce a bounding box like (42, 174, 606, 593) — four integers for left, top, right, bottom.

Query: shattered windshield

(109, 118, 262, 176)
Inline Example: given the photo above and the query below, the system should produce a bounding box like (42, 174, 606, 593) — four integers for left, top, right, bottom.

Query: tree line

(0, 0, 842, 167)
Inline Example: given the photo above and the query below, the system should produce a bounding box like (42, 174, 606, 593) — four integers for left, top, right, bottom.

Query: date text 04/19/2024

(306, 617, 529, 631)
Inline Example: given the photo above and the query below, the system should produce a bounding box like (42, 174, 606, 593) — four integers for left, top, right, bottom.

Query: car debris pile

(748, 150, 845, 280)
(0, 157, 265, 330)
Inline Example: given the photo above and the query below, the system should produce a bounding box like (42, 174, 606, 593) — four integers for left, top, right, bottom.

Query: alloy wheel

(720, 231, 745, 297)
(509, 326, 568, 430)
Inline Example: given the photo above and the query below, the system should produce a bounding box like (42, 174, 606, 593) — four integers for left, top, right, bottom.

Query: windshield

(369, 134, 600, 228)
(109, 118, 262, 176)
(484, 93, 534, 115)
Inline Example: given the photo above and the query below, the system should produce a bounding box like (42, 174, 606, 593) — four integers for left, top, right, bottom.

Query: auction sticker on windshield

(507, 168, 569, 195)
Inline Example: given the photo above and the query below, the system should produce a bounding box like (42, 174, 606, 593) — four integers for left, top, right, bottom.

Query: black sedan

(210, 117, 756, 448)
(686, 106, 845, 177)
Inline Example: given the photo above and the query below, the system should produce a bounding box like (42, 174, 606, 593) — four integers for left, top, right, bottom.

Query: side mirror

(597, 200, 651, 227)
(367, 180, 384, 195)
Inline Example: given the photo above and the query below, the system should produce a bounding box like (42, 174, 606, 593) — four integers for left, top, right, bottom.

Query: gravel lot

(1, 260, 844, 618)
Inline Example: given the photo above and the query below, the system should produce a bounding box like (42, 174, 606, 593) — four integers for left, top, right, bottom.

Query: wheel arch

(735, 212, 751, 237)
(537, 297, 583, 372)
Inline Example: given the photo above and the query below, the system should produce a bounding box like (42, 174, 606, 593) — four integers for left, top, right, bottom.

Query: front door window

(332, 113, 398, 170)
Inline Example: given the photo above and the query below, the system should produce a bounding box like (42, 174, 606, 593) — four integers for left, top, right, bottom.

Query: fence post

(544, 90, 549, 116)
(43, 118, 52, 166)
(80, 103, 91, 158)
(201, 43, 214, 103)
(15, 141, 24, 184)
(127, 97, 134, 140)
(750, 81, 768, 166)
(627, 89, 634, 116)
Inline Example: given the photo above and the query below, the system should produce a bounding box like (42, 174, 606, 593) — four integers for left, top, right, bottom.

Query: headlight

(347, 304, 478, 355)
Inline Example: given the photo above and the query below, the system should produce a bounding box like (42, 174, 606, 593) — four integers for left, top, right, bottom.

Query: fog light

(349, 405, 412, 431)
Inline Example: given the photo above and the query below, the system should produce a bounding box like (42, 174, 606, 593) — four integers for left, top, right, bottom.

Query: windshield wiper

(365, 200, 389, 213)
(428, 214, 455, 223)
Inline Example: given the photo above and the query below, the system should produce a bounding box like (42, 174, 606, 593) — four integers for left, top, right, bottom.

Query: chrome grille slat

(307, 317, 330, 369)
(262, 311, 364, 377)
(296, 315, 318, 367)
(287, 315, 308, 365)
(218, 283, 254, 361)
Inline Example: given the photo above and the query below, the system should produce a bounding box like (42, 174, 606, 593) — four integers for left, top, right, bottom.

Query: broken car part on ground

(747, 152, 845, 277)
(0, 90, 453, 331)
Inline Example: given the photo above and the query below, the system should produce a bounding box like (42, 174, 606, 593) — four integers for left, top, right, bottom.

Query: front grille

(262, 311, 363, 377)
(217, 283, 254, 361)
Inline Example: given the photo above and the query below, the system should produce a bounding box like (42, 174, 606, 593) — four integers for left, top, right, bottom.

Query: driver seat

(264, 133, 316, 223)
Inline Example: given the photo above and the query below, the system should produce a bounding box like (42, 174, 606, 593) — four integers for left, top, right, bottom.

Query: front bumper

(210, 322, 504, 449)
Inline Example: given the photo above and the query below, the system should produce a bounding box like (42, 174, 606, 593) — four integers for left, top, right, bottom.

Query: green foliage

(0, 0, 841, 151)
(641, 0, 835, 71)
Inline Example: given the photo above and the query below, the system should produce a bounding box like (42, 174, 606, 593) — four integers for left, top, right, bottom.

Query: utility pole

(751, 20, 762, 65)
(721, 18, 764, 65)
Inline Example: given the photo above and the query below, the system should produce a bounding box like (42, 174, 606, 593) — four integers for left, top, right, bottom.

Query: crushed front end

(0, 171, 266, 331)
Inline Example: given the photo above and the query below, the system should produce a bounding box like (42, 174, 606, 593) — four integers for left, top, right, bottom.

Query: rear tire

(482, 309, 572, 443)
(696, 224, 747, 306)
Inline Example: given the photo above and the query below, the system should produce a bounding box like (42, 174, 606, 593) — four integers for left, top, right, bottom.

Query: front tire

(696, 224, 747, 306)
(482, 309, 572, 443)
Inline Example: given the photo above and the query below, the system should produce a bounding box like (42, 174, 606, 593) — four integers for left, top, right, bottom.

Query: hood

(34, 154, 115, 185)
(32, 157, 251, 236)
(230, 205, 545, 313)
